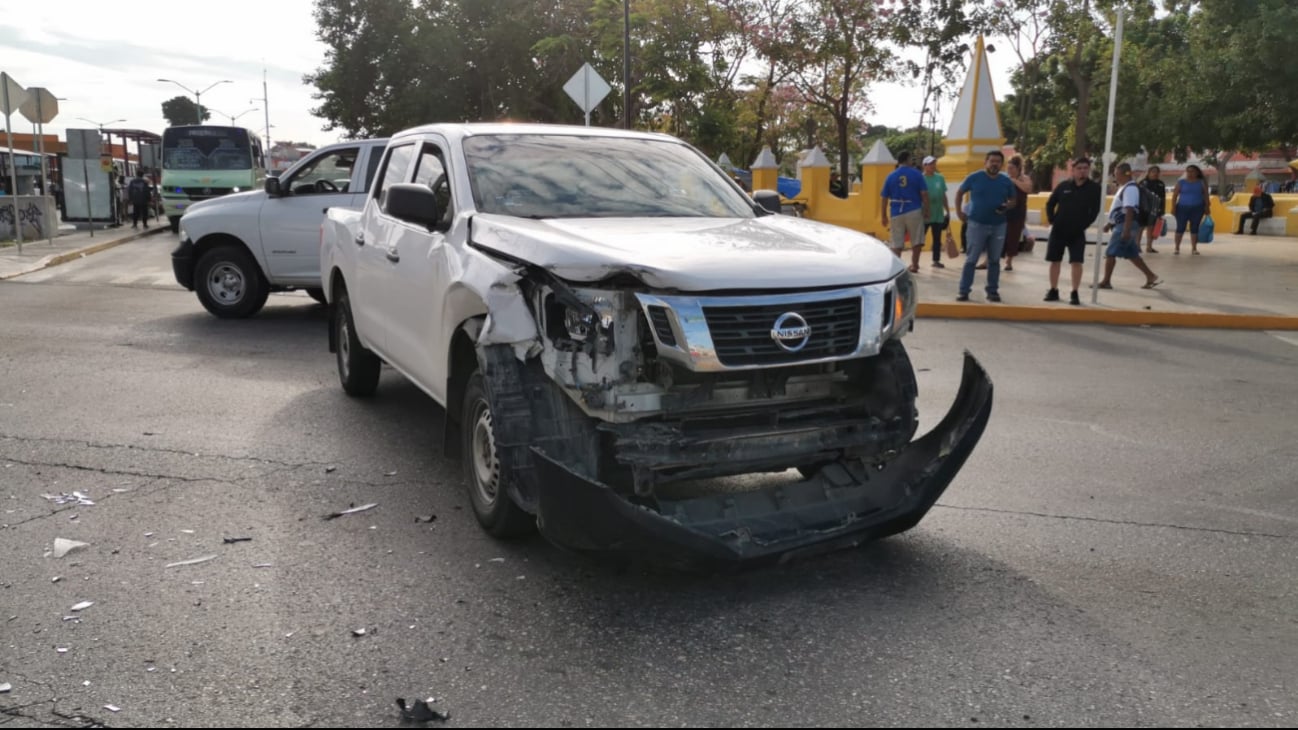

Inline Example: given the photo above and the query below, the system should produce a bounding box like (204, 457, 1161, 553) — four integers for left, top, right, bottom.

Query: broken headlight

(890, 270, 917, 333)
(563, 296, 616, 342)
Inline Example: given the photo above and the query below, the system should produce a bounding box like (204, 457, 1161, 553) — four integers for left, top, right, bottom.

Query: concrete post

(750, 146, 779, 194)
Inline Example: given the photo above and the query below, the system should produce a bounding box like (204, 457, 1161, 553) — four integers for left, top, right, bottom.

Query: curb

(46, 226, 167, 267)
(0, 227, 166, 280)
(917, 302, 1298, 331)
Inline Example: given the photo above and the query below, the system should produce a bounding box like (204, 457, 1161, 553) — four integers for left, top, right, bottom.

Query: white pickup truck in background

(171, 138, 387, 318)
(319, 123, 993, 568)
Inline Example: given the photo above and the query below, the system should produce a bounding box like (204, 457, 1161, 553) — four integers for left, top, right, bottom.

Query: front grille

(172, 187, 234, 199)
(648, 306, 677, 347)
(703, 297, 861, 367)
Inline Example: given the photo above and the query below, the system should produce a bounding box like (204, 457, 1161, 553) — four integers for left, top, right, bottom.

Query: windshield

(463, 134, 755, 219)
(163, 127, 252, 171)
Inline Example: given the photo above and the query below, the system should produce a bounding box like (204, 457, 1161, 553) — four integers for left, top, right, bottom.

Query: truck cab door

(379, 139, 455, 384)
(352, 142, 417, 356)
(260, 145, 362, 283)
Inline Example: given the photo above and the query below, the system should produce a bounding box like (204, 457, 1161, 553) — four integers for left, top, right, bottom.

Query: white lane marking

(1266, 331, 1298, 348)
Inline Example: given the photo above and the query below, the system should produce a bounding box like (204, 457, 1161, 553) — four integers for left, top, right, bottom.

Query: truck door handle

(385, 246, 400, 263)
(354, 232, 365, 246)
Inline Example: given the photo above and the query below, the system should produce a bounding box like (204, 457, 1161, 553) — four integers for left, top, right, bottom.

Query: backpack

(128, 178, 151, 202)
(1123, 182, 1159, 227)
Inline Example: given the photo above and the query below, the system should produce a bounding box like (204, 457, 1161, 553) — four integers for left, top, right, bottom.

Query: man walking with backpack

(127, 167, 154, 230)
(1096, 162, 1162, 291)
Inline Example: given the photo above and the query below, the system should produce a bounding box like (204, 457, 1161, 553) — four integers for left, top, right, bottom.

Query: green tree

(770, 0, 897, 185)
(984, 0, 1053, 153)
(892, 0, 981, 140)
(305, 0, 423, 136)
(161, 96, 209, 126)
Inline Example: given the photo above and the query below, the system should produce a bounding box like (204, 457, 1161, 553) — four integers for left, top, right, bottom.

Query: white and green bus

(160, 125, 266, 233)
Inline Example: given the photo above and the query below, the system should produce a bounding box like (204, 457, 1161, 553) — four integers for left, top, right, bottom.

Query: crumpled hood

(470, 214, 903, 291)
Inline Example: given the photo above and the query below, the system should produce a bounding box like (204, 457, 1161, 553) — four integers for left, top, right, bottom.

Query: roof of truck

(390, 123, 679, 144)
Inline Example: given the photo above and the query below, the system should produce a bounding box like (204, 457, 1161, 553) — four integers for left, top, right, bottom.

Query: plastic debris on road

(324, 503, 378, 520)
(70, 601, 94, 612)
(42, 492, 95, 507)
(397, 697, 450, 722)
(165, 555, 217, 569)
(51, 538, 89, 559)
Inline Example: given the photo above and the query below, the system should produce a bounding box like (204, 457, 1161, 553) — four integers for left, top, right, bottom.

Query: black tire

(194, 245, 269, 319)
(334, 292, 381, 397)
(169, 216, 180, 234)
(306, 287, 327, 305)
(461, 373, 535, 538)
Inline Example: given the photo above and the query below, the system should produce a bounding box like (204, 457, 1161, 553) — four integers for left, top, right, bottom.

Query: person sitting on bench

(1235, 185, 1275, 235)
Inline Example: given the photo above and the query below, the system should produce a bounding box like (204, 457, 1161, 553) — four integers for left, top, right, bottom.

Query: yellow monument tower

(938, 35, 1006, 240)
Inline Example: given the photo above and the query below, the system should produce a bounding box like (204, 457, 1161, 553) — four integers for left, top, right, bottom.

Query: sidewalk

(0, 223, 167, 281)
(912, 229, 1298, 330)
(3, 216, 1297, 330)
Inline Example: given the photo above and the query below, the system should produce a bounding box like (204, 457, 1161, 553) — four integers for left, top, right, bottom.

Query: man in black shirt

(1044, 157, 1102, 305)
(127, 168, 155, 229)
(1235, 185, 1274, 235)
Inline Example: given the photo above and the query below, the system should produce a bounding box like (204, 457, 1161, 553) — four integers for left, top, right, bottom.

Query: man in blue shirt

(955, 150, 1016, 302)
(880, 151, 929, 265)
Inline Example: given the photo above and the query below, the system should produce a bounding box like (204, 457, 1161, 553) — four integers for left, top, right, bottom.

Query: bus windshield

(163, 127, 253, 171)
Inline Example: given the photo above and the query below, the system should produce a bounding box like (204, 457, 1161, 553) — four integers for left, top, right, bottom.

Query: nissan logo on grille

(770, 312, 812, 352)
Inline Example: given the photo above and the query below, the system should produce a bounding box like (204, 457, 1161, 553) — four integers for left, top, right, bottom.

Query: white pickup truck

(320, 124, 993, 568)
(171, 138, 387, 318)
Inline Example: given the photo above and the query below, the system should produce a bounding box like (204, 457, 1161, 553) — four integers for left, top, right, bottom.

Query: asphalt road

(1, 238, 1295, 727)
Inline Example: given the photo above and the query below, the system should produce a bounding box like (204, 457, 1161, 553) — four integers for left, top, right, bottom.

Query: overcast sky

(0, 0, 1015, 151)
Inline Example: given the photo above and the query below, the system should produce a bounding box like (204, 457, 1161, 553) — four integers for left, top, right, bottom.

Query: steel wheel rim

(206, 263, 245, 305)
(338, 312, 351, 380)
(471, 400, 500, 505)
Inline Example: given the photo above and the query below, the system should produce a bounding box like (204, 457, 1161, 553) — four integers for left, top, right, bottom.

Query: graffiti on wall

(0, 197, 50, 241)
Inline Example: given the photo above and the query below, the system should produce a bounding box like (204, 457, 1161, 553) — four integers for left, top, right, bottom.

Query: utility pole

(623, 0, 631, 129)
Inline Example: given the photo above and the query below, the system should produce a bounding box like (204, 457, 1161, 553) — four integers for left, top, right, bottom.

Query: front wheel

(461, 373, 535, 538)
(194, 245, 269, 319)
(334, 292, 381, 397)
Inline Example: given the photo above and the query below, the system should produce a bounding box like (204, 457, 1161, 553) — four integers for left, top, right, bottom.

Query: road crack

(936, 503, 1296, 541)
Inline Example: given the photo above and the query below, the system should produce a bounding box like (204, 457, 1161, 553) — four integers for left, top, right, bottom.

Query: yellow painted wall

(779, 159, 952, 248)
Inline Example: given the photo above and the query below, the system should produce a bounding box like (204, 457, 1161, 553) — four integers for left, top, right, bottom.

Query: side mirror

(265, 177, 283, 197)
(753, 189, 782, 215)
(386, 183, 442, 229)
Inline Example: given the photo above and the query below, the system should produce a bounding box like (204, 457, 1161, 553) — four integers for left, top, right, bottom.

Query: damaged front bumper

(531, 352, 993, 569)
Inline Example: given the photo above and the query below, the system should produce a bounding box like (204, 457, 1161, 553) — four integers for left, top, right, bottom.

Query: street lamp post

(209, 107, 259, 126)
(156, 78, 231, 124)
(76, 116, 126, 156)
